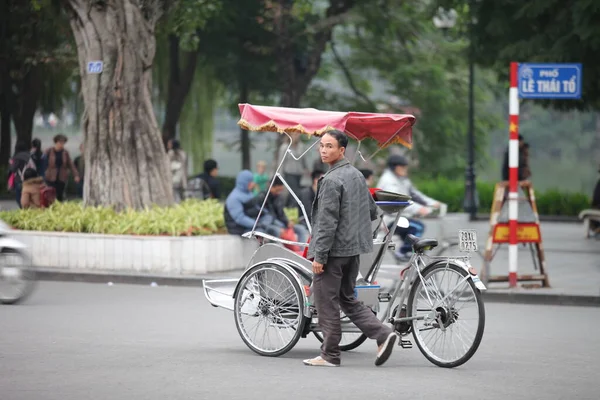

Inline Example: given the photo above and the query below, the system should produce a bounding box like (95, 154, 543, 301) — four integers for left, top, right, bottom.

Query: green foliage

(284, 207, 299, 225)
(311, 0, 502, 178)
(179, 65, 221, 174)
(439, 0, 600, 110)
(534, 189, 591, 217)
(196, 0, 279, 101)
(412, 177, 591, 216)
(4, 0, 76, 128)
(219, 176, 235, 199)
(163, 0, 222, 51)
(0, 199, 226, 236)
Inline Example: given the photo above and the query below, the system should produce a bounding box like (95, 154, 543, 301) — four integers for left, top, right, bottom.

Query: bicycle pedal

(399, 338, 412, 349)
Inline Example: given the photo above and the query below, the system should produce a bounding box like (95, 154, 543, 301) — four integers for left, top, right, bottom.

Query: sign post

(508, 62, 519, 287)
(517, 63, 582, 99)
(504, 62, 582, 288)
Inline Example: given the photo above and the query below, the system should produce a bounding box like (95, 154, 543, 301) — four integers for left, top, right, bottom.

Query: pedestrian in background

(43, 134, 80, 202)
(253, 160, 270, 194)
(8, 141, 35, 208)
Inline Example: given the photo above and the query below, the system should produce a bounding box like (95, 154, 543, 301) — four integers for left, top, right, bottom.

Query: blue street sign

(87, 61, 103, 74)
(518, 63, 582, 99)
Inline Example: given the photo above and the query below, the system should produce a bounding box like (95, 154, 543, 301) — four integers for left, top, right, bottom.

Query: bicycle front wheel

(407, 262, 485, 368)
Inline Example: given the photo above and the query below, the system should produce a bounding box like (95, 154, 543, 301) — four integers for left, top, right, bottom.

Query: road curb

(34, 268, 600, 308)
(482, 291, 600, 307)
(34, 269, 239, 288)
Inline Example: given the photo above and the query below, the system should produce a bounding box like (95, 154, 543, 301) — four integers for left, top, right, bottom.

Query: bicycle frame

(377, 252, 480, 327)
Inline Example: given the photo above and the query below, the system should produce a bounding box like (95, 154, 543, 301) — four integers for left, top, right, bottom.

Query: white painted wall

(9, 230, 258, 275)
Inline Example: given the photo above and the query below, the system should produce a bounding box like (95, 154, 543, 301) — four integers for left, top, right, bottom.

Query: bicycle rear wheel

(234, 264, 305, 357)
(407, 262, 485, 368)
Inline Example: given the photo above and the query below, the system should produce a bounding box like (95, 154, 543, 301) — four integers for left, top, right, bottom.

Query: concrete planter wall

(9, 230, 258, 275)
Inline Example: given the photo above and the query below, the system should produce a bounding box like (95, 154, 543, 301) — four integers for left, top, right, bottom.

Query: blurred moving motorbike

(0, 219, 36, 304)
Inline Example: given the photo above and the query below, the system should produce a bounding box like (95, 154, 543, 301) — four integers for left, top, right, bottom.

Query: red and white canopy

(237, 103, 416, 148)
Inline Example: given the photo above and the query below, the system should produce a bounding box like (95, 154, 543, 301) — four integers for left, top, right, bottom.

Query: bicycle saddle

(406, 234, 438, 252)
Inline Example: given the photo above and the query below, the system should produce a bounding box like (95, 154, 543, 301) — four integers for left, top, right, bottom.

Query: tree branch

(297, 0, 357, 96)
(168, 34, 180, 84)
(291, 9, 356, 41)
(330, 41, 377, 110)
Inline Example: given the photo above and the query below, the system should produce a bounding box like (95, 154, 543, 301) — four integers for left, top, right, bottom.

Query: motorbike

(0, 219, 36, 304)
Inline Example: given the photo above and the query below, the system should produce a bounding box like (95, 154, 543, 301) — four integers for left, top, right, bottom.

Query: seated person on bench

(252, 177, 309, 244)
(224, 170, 260, 236)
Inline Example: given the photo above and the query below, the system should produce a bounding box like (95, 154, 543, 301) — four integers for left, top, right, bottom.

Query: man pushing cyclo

(302, 130, 397, 368)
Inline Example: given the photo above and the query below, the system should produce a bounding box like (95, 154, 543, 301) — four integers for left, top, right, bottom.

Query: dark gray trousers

(313, 255, 393, 365)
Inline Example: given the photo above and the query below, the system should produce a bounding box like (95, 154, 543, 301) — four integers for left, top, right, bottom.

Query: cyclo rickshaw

(204, 104, 486, 368)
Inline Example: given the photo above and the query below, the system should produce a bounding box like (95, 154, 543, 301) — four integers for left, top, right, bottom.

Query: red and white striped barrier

(508, 62, 520, 287)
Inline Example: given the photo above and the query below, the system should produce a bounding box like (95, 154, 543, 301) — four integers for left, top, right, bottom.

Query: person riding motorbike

(376, 154, 441, 261)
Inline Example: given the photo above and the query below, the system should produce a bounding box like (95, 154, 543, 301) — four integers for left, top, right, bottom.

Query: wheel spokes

(236, 267, 302, 353)
(411, 267, 482, 364)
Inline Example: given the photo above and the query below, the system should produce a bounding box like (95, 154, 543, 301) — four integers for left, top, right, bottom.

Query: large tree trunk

(12, 65, 42, 146)
(65, 0, 173, 209)
(161, 34, 199, 147)
(0, 0, 11, 165)
(0, 79, 11, 165)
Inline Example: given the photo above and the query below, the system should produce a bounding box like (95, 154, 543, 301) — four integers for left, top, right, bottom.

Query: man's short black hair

(311, 169, 324, 181)
(359, 169, 373, 180)
(324, 129, 348, 149)
(272, 176, 284, 187)
(203, 159, 218, 173)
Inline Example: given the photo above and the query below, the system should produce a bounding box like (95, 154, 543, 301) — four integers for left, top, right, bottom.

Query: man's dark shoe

(375, 332, 397, 366)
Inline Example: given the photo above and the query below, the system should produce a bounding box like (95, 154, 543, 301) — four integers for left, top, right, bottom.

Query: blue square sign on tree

(518, 63, 582, 99)
(87, 61, 104, 74)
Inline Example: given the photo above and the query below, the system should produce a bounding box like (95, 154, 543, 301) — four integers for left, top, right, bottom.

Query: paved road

(1, 281, 599, 400)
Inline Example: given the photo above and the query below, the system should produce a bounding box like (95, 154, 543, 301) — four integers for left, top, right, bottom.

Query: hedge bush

(413, 177, 591, 216)
(220, 174, 590, 216)
(0, 199, 227, 236)
(0, 199, 300, 236)
(0, 178, 589, 236)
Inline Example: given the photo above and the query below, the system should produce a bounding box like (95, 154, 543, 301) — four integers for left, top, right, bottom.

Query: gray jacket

(307, 158, 379, 264)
